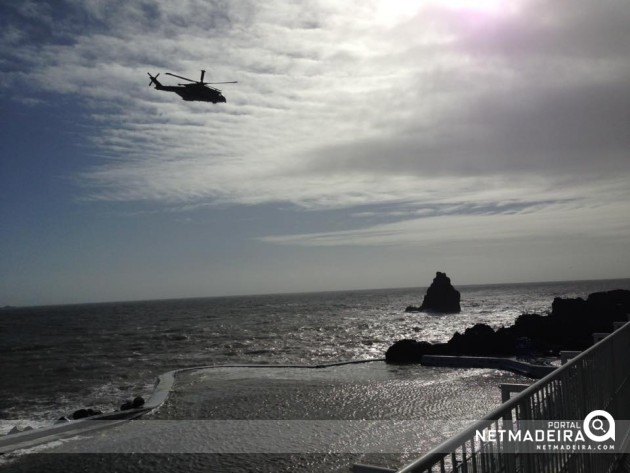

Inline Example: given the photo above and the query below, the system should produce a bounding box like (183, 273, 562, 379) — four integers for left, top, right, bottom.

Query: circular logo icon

(583, 410, 615, 442)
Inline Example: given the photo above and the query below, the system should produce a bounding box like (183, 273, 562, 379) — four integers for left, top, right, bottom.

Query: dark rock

(132, 396, 145, 408)
(546, 290, 630, 350)
(513, 313, 547, 337)
(55, 416, 70, 424)
(551, 297, 587, 325)
(120, 397, 145, 411)
(386, 339, 452, 363)
(7, 425, 33, 434)
(72, 409, 90, 420)
(418, 272, 461, 313)
(387, 288, 630, 364)
(385, 339, 431, 363)
(120, 400, 134, 411)
(494, 326, 519, 354)
(72, 408, 102, 420)
(515, 337, 533, 356)
(8, 426, 23, 435)
(446, 323, 515, 356)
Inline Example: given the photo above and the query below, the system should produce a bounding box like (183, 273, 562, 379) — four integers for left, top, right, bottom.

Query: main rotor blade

(165, 72, 196, 82)
(205, 81, 238, 84)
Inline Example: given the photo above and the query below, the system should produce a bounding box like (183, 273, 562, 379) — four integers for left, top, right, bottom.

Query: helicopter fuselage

(154, 82, 226, 103)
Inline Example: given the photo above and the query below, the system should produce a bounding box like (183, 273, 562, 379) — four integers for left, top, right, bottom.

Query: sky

(1, 0, 629, 306)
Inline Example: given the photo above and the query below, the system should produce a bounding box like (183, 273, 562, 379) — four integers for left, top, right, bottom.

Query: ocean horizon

(6, 276, 629, 309)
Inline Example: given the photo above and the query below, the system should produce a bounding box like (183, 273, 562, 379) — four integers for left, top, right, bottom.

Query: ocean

(1, 278, 629, 472)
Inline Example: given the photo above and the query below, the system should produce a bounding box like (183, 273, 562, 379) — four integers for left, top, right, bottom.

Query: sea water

(1, 279, 629, 471)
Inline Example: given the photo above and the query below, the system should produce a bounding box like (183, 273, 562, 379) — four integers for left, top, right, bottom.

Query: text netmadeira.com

(536, 444, 615, 451)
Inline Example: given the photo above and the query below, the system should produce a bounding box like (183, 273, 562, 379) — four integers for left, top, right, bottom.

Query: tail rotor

(147, 72, 160, 87)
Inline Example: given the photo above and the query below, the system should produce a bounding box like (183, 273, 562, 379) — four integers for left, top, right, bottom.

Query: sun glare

(375, 0, 512, 27)
(435, 0, 512, 15)
(376, 0, 423, 25)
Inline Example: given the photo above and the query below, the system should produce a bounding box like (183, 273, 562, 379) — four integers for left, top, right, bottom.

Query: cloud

(302, 72, 630, 180)
(3, 0, 630, 219)
(260, 200, 630, 247)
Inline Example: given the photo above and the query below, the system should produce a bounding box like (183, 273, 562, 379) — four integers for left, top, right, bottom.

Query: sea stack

(406, 272, 461, 313)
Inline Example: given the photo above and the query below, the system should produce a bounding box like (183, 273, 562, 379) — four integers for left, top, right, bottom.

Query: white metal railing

(394, 321, 630, 473)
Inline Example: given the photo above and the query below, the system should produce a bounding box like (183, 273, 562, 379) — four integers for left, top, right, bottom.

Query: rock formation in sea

(388, 289, 630, 364)
(405, 271, 461, 313)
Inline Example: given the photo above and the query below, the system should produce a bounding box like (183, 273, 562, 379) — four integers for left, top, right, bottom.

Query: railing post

(560, 351, 580, 365)
(609, 330, 619, 416)
(499, 384, 529, 404)
(513, 397, 533, 473)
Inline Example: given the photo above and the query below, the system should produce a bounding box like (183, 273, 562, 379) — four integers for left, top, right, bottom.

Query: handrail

(396, 321, 630, 473)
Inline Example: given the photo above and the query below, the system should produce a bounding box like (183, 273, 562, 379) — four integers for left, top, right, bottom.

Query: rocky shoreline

(387, 289, 630, 364)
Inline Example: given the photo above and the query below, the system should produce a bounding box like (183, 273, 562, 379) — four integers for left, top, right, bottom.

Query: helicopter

(147, 70, 237, 103)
